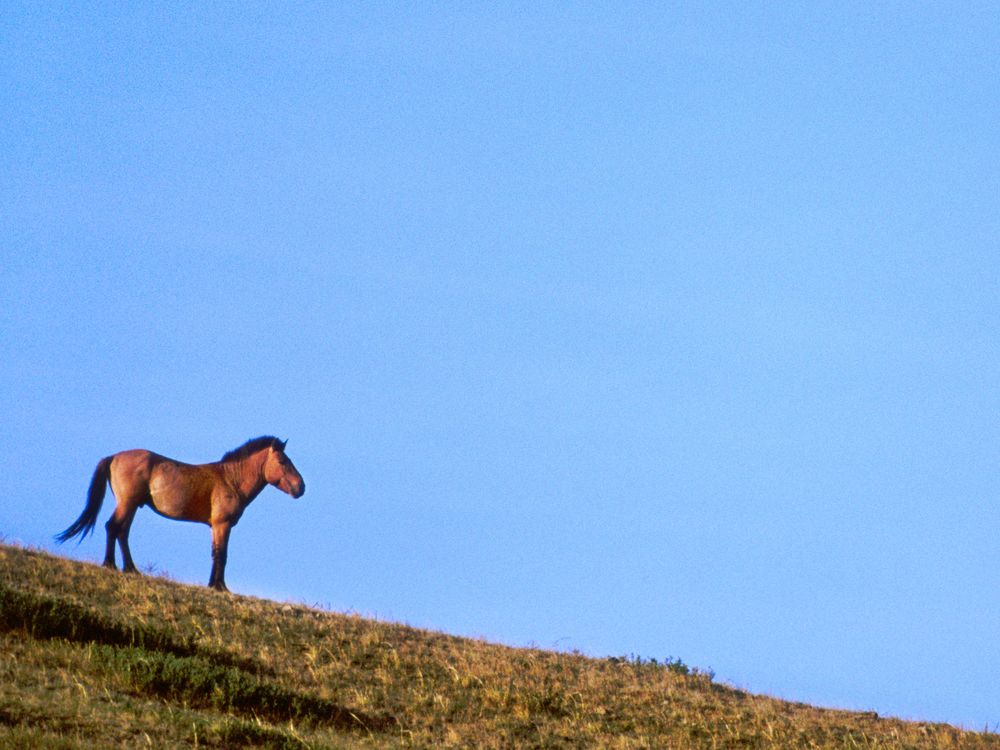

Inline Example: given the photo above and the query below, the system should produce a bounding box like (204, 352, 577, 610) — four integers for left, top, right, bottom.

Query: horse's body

(57, 436, 305, 591)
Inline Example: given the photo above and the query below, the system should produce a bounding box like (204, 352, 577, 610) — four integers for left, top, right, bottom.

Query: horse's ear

(280, 439, 288, 451)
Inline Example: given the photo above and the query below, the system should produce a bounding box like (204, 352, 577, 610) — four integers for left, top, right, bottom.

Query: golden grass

(0, 542, 995, 749)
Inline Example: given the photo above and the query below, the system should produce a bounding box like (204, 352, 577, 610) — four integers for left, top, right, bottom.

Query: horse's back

(108, 450, 207, 511)
(126, 451, 217, 524)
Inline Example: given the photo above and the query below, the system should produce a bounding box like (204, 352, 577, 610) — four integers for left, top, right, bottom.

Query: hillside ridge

(0, 543, 995, 749)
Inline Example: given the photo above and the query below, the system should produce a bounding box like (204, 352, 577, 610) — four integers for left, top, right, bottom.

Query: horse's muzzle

(292, 482, 305, 499)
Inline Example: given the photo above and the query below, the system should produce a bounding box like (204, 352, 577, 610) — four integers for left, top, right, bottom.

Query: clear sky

(2, 1, 998, 730)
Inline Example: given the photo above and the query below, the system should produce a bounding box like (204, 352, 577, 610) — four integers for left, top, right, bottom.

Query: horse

(56, 436, 305, 592)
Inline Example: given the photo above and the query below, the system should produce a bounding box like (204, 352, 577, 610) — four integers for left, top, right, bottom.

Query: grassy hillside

(0, 543, 994, 749)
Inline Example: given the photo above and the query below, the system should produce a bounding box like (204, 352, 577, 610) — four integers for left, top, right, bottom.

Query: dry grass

(0, 542, 995, 749)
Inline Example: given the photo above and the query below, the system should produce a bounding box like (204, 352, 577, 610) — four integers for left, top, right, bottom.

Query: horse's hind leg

(118, 510, 139, 573)
(103, 521, 117, 569)
(105, 501, 140, 574)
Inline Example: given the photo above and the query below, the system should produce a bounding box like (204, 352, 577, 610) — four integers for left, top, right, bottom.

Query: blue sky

(3, 1, 998, 729)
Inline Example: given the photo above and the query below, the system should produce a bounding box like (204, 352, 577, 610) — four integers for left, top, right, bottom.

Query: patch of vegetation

(609, 653, 716, 681)
(188, 715, 312, 749)
(0, 704, 310, 750)
(0, 582, 395, 736)
(0, 583, 261, 674)
(88, 642, 395, 732)
(0, 583, 182, 649)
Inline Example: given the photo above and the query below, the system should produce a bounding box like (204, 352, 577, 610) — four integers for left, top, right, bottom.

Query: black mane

(221, 436, 283, 462)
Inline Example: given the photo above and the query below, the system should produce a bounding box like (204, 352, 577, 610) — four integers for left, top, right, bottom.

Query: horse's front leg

(208, 522, 232, 592)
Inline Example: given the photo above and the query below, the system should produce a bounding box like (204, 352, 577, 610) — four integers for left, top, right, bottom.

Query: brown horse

(56, 436, 305, 592)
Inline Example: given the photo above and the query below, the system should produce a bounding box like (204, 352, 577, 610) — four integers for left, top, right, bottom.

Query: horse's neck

(224, 454, 267, 500)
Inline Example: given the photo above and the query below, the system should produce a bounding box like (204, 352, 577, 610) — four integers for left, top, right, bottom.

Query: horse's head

(263, 440, 305, 498)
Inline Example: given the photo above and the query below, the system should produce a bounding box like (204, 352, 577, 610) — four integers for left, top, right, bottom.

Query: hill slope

(0, 543, 994, 749)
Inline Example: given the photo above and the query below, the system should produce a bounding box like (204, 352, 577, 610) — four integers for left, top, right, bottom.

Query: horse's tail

(55, 456, 112, 544)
